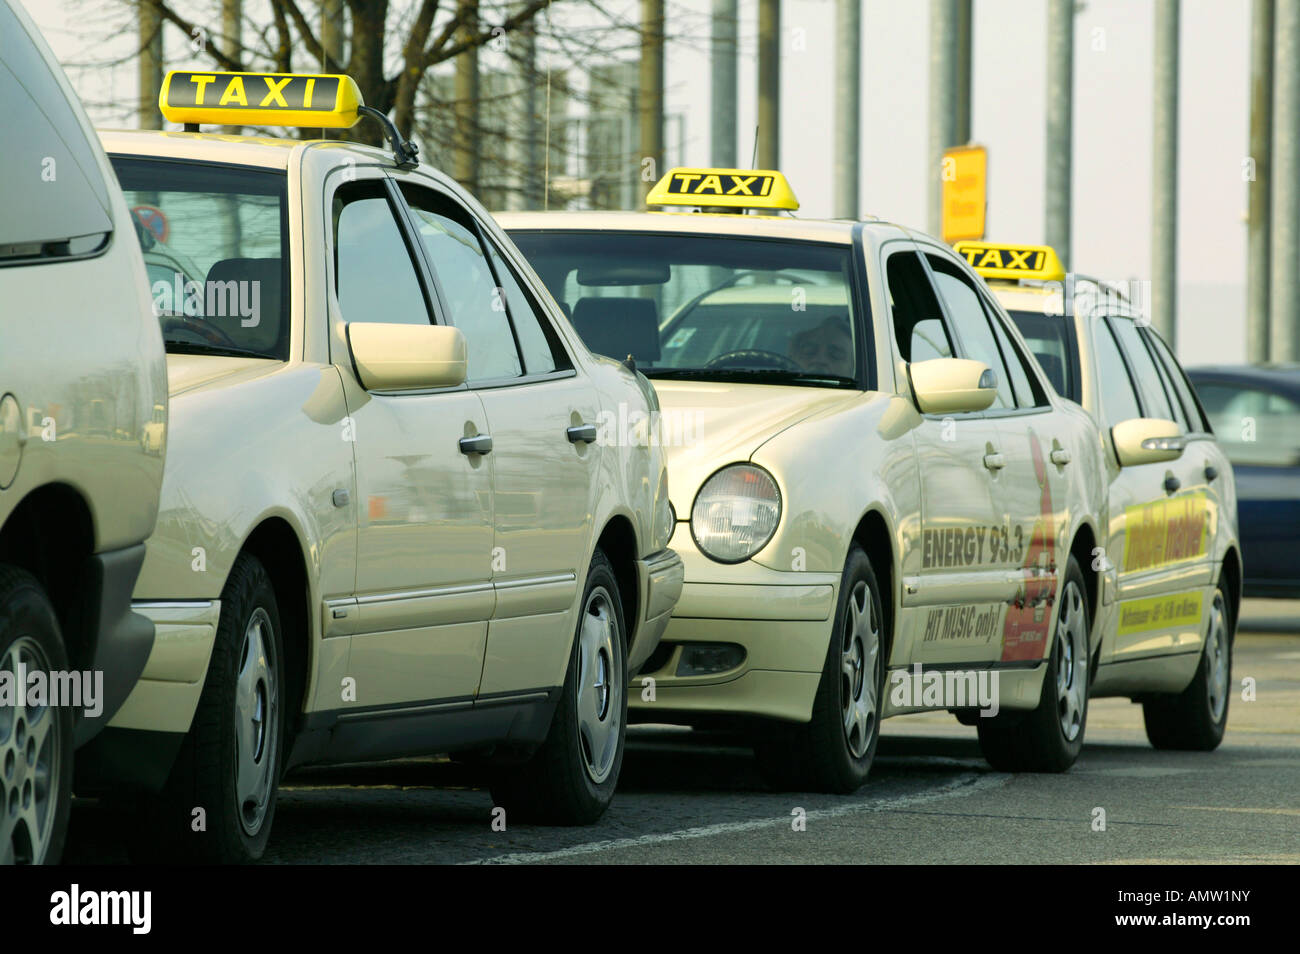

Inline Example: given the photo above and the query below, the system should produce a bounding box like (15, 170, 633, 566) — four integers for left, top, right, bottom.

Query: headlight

(690, 464, 781, 563)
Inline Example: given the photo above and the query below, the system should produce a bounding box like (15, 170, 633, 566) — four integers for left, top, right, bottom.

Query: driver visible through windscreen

(508, 230, 864, 389)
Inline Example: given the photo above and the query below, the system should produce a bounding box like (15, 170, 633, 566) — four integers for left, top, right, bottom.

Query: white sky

(20, 0, 1254, 363)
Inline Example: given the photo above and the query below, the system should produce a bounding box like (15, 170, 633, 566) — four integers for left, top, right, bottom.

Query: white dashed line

(466, 771, 1007, 864)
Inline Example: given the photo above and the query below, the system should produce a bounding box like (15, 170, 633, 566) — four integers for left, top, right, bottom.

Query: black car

(1186, 364, 1300, 598)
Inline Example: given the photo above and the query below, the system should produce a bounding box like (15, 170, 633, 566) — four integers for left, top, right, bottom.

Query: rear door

(394, 178, 600, 697)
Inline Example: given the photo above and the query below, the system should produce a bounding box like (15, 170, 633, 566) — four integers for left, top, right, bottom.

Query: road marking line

(466, 772, 1006, 865)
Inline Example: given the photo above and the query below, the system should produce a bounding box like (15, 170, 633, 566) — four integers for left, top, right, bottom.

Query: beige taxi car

(502, 169, 1109, 792)
(81, 71, 681, 863)
(962, 241, 1242, 750)
(1, 0, 167, 865)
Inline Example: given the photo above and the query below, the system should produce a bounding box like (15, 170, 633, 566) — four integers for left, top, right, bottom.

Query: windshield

(1007, 309, 1076, 401)
(508, 230, 865, 388)
(111, 156, 290, 360)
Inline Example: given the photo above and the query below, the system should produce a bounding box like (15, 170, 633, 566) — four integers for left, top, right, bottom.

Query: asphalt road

(66, 599, 1299, 865)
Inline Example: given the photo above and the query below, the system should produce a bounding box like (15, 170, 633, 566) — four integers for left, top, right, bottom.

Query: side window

(483, 238, 571, 374)
(984, 301, 1048, 407)
(886, 250, 952, 363)
(400, 185, 522, 382)
(1110, 318, 1176, 423)
(1146, 331, 1210, 432)
(1092, 321, 1143, 424)
(333, 181, 429, 326)
(1194, 383, 1300, 467)
(926, 255, 1014, 409)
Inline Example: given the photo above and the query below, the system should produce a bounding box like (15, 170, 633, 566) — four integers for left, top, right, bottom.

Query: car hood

(649, 380, 860, 514)
(166, 353, 281, 398)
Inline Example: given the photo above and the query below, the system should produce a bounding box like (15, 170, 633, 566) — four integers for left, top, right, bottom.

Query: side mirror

(1112, 417, 1186, 467)
(347, 323, 467, 391)
(908, 358, 998, 414)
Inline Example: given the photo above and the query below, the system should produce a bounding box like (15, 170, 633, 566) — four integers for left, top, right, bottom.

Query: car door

(1095, 315, 1210, 663)
(393, 178, 600, 697)
(328, 172, 495, 710)
(884, 245, 1011, 666)
(922, 249, 1068, 664)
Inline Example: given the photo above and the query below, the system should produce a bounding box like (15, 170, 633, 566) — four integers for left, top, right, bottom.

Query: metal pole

(222, 0, 242, 135)
(928, 0, 957, 236)
(1045, 0, 1073, 269)
(139, 0, 163, 130)
(640, 0, 665, 207)
(1271, 0, 1300, 361)
(1248, 0, 1274, 362)
(454, 1, 480, 192)
(954, 0, 972, 145)
(1151, 0, 1179, 347)
(757, 0, 780, 170)
(711, 0, 738, 167)
(321, 0, 345, 67)
(833, 0, 861, 218)
(521, 11, 540, 210)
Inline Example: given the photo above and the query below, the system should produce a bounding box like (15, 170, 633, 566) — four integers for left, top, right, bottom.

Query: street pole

(1248, 0, 1274, 362)
(520, 11, 540, 210)
(711, 0, 738, 167)
(833, 0, 861, 219)
(640, 0, 665, 207)
(454, 0, 480, 193)
(222, 0, 242, 135)
(1151, 0, 1179, 348)
(928, 0, 958, 236)
(1270, 0, 1300, 362)
(757, 0, 780, 170)
(955, 0, 972, 145)
(1045, 0, 1073, 269)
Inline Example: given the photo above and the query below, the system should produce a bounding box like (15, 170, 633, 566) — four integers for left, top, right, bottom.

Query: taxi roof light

(953, 241, 1065, 283)
(158, 70, 418, 168)
(646, 167, 799, 212)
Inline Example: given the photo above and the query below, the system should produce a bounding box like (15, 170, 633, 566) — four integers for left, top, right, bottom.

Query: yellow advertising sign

(941, 145, 987, 243)
(159, 70, 363, 128)
(1122, 491, 1210, 573)
(1117, 591, 1204, 636)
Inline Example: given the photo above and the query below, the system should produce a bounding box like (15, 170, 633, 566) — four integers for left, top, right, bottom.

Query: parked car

(0, 0, 167, 864)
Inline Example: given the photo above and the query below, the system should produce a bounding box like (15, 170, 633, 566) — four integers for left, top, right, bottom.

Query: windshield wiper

(643, 367, 856, 387)
(164, 340, 273, 360)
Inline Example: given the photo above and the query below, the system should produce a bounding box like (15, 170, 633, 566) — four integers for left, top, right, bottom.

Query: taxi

(500, 171, 1108, 791)
(79, 71, 682, 862)
(962, 241, 1241, 751)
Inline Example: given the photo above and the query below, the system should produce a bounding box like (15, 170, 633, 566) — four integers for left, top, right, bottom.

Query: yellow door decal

(1117, 591, 1204, 636)
(1122, 491, 1209, 573)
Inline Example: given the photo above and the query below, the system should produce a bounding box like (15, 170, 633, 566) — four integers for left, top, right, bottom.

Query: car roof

(1185, 363, 1300, 387)
(97, 128, 394, 169)
(496, 209, 889, 245)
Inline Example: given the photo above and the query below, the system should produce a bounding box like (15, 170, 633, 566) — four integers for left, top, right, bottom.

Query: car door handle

(566, 423, 598, 444)
(1163, 474, 1180, 494)
(1050, 448, 1071, 466)
(983, 452, 1006, 471)
(1205, 465, 1219, 482)
(459, 434, 493, 455)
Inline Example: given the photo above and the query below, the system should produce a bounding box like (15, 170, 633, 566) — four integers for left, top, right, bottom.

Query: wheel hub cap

(576, 588, 622, 784)
(1054, 580, 1088, 742)
(840, 581, 880, 760)
(235, 608, 278, 837)
(0, 636, 61, 865)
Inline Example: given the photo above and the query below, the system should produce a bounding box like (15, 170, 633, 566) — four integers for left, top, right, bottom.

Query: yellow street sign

(941, 145, 987, 243)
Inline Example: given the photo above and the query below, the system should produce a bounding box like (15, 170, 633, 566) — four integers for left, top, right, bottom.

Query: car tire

(753, 545, 886, 794)
(1142, 580, 1233, 751)
(0, 565, 74, 865)
(489, 548, 628, 825)
(977, 554, 1090, 773)
(131, 553, 285, 863)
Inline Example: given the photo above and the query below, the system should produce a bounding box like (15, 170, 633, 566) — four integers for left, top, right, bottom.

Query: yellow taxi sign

(159, 70, 363, 128)
(645, 168, 799, 211)
(953, 241, 1065, 282)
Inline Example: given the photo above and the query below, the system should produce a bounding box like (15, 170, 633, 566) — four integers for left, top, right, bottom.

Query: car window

(984, 301, 1048, 407)
(1147, 332, 1210, 432)
(1193, 382, 1300, 468)
(114, 156, 291, 359)
(0, 1, 112, 256)
(1141, 334, 1189, 431)
(885, 250, 952, 363)
(333, 181, 430, 328)
(926, 255, 1014, 409)
(1092, 321, 1142, 424)
(1110, 317, 1176, 423)
(483, 237, 570, 375)
(508, 229, 863, 388)
(1007, 309, 1076, 401)
(400, 185, 522, 382)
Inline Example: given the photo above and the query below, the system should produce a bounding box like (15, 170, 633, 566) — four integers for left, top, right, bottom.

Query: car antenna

(357, 105, 419, 169)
